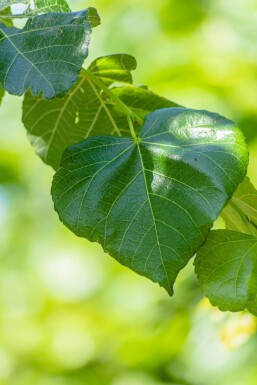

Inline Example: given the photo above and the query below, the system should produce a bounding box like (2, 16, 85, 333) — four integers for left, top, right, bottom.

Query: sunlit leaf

(0, 8, 100, 99)
(222, 177, 257, 236)
(23, 54, 178, 169)
(52, 108, 248, 294)
(31, 0, 71, 13)
(195, 230, 257, 315)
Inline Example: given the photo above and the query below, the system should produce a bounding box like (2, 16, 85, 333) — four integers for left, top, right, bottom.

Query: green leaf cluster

(1, 0, 257, 315)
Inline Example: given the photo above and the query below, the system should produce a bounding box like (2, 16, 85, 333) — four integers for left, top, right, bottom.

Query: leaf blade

(0, 8, 100, 98)
(195, 229, 257, 314)
(52, 108, 248, 293)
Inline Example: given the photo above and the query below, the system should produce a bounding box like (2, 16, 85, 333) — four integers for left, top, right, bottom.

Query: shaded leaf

(222, 177, 257, 236)
(23, 54, 178, 169)
(0, 8, 100, 99)
(195, 230, 257, 315)
(52, 108, 248, 294)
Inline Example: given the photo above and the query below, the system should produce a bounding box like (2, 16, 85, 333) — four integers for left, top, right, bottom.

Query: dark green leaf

(0, 8, 100, 99)
(23, 54, 178, 169)
(222, 177, 257, 236)
(52, 108, 248, 294)
(195, 230, 257, 315)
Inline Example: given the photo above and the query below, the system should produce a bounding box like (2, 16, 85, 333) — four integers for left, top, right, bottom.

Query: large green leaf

(52, 108, 248, 294)
(195, 230, 257, 315)
(0, 8, 100, 99)
(222, 177, 257, 236)
(22, 54, 178, 169)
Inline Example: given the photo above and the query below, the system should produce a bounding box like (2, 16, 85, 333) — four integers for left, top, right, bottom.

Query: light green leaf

(52, 108, 248, 294)
(31, 0, 71, 13)
(0, 8, 100, 99)
(22, 54, 178, 169)
(222, 177, 257, 236)
(195, 230, 257, 315)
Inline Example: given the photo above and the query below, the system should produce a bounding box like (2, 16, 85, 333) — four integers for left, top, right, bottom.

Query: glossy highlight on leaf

(0, 8, 100, 99)
(52, 108, 248, 294)
(195, 230, 257, 315)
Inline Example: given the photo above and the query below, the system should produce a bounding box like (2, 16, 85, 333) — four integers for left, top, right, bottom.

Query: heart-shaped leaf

(0, 8, 100, 99)
(52, 108, 248, 294)
(22, 54, 178, 169)
(195, 230, 257, 315)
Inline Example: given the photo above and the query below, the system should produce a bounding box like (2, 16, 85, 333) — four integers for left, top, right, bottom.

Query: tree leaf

(222, 177, 257, 236)
(31, 0, 71, 13)
(0, 8, 100, 99)
(51, 108, 248, 294)
(22, 54, 178, 169)
(195, 230, 257, 315)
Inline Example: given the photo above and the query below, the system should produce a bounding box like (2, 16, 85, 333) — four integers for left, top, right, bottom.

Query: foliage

(0, 0, 257, 318)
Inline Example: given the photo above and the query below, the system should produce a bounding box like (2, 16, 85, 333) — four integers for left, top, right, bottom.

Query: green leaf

(195, 230, 257, 315)
(0, 8, 100, 99)
(31, 0, 71, 13)
(222, 177, 257, 236)
(51, 108, 248, 294)
(22, 54, 178, 169)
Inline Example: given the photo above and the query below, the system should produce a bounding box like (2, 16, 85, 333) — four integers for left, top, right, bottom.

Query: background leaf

(222, 177, 257, 236)
(0, 8, 100, 99)
(195, 230, 257, 315)
(52, 108, 248, 294)
(23, 54, 178, 169)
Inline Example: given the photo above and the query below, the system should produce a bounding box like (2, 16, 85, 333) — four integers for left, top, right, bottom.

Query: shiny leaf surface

(52, 108, 248, 293)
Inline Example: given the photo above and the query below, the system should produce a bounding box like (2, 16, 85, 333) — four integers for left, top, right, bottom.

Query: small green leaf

(52, 108, 248, 294)
(22, 54, 178, 169)
(222, 177, 257, 236)
(0, 8, 100, 99)
(195, 230, 257, 315)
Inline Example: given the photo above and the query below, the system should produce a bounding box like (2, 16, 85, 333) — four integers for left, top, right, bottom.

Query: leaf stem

(84, 70, 143, 125)
(127, 115, 140, 142)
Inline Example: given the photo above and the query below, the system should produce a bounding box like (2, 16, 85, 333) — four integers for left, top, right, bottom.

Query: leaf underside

(195, 230, 257, 315)
(52, 108, 248, 294)
(0, 8, 100, 99)
(23, 54, 178, 169)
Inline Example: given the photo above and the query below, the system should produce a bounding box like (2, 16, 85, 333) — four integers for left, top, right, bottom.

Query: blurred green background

(1, 0, 257, 384)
